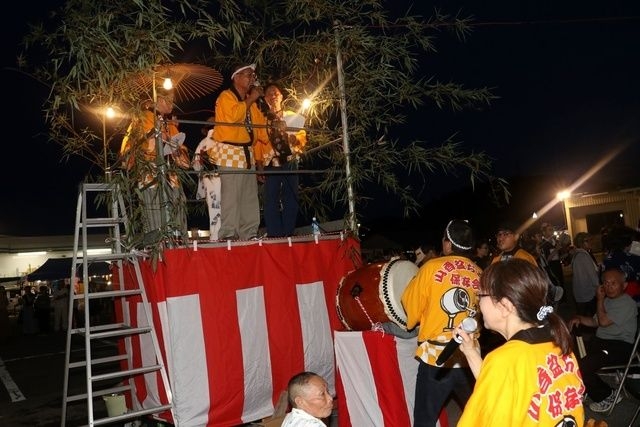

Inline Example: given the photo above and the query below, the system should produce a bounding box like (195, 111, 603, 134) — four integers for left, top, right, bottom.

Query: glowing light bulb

(105, 107, 115, 119)
(163, 77, 173, 90)
(302, 98, 312, 111)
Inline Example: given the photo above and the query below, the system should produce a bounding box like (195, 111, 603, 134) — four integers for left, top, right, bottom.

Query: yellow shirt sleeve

(213, 90, 251, 143)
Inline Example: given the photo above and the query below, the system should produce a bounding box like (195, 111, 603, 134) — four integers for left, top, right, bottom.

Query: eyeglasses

(477, 293, 492, 299)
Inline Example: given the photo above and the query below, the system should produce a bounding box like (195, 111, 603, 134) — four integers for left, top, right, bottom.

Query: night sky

(424, 1, 640, 182)
(3, 1, 639, 236)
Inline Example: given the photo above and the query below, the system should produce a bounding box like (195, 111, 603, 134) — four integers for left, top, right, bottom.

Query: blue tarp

(27, 258, 111, 281)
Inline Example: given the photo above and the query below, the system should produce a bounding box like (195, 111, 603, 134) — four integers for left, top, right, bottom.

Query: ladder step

(66, 384, 132, 403)
(92, 365, 163, 382)
(71, 323, 128, 335)
(72, 289, 142, 301)
(62, 183, 174, 427)
(82, 183, 116, 192)
(92, 404, 173, 426)
(81, 253, 137, 262)
(81, 217, 125, 227)
(89, 326, 153, 340)
(69, 354, 129, 370)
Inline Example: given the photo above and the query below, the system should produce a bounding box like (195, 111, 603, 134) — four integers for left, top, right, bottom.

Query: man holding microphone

(210, 63, 269, 241)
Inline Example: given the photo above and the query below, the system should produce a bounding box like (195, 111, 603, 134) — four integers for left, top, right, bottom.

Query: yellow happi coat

(458, 329, 585, 426)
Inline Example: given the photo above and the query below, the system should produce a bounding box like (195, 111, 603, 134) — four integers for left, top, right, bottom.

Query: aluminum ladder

(61, 182, 174, 426)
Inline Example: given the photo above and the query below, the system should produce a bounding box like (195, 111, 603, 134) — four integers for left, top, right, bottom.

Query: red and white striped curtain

(114, 236, 360, 426)
(335, 331, 449, 427)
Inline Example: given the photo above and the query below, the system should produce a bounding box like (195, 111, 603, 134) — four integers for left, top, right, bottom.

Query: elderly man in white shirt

(281, 372, 334, 427)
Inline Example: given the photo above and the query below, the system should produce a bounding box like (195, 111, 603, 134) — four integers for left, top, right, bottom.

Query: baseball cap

(496, 221, 517, 233)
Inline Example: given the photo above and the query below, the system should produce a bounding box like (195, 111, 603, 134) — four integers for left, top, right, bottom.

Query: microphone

(251, 80, 272, 118)
(435, 317, 478, 366)
(256, 96, 271, 117)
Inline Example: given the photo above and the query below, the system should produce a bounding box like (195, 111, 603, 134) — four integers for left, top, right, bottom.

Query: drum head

(336, 262, 387, 331)
(380, 258, 418, 328)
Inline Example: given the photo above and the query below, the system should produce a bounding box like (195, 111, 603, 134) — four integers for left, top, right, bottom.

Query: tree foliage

(19, 0, 509, 247)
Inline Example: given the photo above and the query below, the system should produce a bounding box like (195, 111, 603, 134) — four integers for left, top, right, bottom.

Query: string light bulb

(163, 77, 173, 90)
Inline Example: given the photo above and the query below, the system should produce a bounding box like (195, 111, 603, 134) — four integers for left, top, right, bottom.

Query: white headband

(445, 220, 472, 251)
(231, 63, 256, 80)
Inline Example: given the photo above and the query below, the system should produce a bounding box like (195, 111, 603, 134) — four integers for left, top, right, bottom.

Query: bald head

(287, 372, 333, 419)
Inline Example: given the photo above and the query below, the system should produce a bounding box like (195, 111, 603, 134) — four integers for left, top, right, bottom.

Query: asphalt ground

(0, 317, 167, 427)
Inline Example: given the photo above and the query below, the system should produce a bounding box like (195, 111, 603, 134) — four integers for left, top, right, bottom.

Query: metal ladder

(61, 182, 174, 426)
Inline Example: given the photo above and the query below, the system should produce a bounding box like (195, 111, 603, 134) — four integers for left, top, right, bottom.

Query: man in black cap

(491, 221, 538, 266)
(491, 220, 564, 303)
(479, 220, 561, 356)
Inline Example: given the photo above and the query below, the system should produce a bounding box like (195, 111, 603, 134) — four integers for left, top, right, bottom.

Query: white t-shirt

(280, 408, 326, 427)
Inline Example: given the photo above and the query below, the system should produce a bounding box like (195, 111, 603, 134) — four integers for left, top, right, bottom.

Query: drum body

(336, 258, 418, 331)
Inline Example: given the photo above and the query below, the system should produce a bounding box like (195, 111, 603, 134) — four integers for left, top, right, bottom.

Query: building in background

(562, 187, 640, 253)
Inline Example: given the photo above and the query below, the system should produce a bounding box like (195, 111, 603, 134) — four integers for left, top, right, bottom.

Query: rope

(354, 296, 384, 332)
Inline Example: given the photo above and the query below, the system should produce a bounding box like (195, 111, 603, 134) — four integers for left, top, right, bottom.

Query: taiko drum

(336, 258, 418, 331)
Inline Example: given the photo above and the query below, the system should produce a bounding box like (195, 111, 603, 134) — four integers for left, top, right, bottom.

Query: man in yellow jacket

(401, 219, 480, 427)
(120, 89, 190, 241)
(210, 63, 269, 241)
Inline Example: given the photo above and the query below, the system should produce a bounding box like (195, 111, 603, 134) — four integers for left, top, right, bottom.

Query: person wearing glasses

(210, 63, 269, 241)
(491, 221, 538, 266)
(484, 221, 564, 352)
(119, 89, 190, 243)
(401, 219, 480, 427)
(456, 259, 584, 426)
(253, 82, 307, 237)
(493, 221, 564, 301)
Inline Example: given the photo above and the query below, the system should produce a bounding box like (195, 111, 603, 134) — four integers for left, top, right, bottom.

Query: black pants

(548, 260, 565, 286)
(577, 336, 632, 402)
(413, 362, 474, 427)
